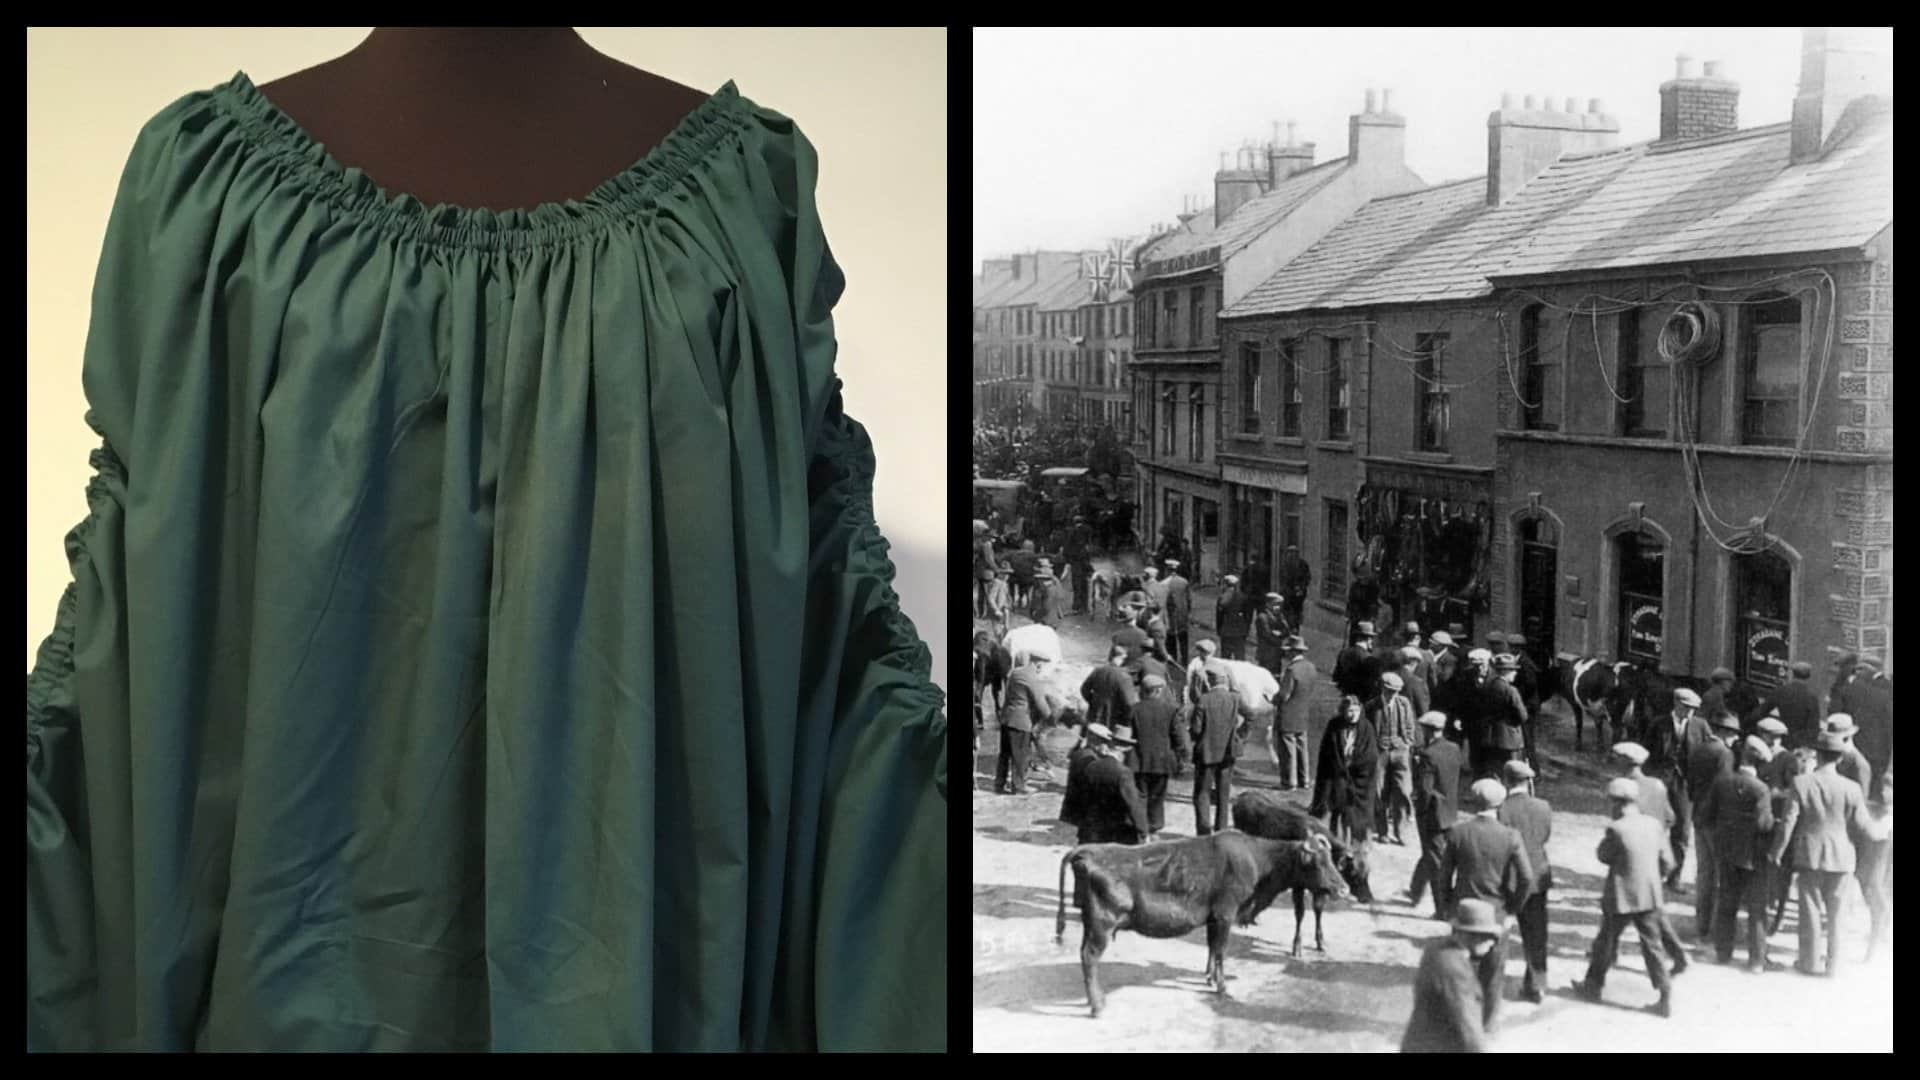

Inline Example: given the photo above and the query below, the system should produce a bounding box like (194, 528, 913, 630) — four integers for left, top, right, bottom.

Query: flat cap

(1140, 674, 1167, 690)
(1503, 760, 1536, 784)
(1282, 635, 1308, 652)
(1493, 653, 1520, 671)
(1605, 777, 1640, 801)
(1194, 638, 1219, 656)
(1508, 633, 1528, 647)
(1612, 741, 1650, 765)
(1222, 574, 1239, 584)
(1791, 661, 1814, 677)
(1824, 713, 1859, 735)
(1709, 667, 1736, 683)
(1672, 688, 1702, 708)
(1712, 711, 1743, 733)
(1380, 672, 1405, 690)
(1418, 711, 1449, 729)
(1742, 735, 1773, 762)
(1265, 591, 1284, 602)
(1429, 631, 1455, 647)
(1468, 648, 1493, 663)
(1164, 559, 1181, 568)
(1400, 646, 1425, 663)
(1756, 717, 1789, 737)
(1470, 778, 1508, 809)
(1487, 631, 1508, 645)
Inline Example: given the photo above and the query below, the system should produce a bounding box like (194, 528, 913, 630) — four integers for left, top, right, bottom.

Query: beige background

(26, 27, 947, 692)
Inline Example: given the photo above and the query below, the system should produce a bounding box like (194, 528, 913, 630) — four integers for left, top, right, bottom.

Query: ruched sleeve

(27, 415, 129, 1053)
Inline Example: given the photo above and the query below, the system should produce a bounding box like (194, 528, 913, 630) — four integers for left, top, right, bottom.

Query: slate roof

(1224, 146, 1638, 316)
(1143, 157, 1351, 265)
(1035, 268, 1096, 312)
(975, 251, 1087, 309)
(1491, 105, 1892, 278)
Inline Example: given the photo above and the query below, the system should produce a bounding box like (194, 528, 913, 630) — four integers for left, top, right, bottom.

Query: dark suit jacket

(999, 667, 1055, 733)
(1482, 678, 1528, 751)
(1080, 664, 1139, 730)
(1497, 793, 1553, 894)
(1440, 814, 1535, 915)
(1333, 645, 1377, 699)
(1697, 767, 1774, 870)
(1126, 696, 1189, 776)
(1069, 755, 1150, 844)
(1413, 737, 1464, 830)
(1215, 589, 1251, 637)
(1313, 717, 1380, 838)
(1252, 609, 1289, 668)
(1643, 712, 1714, 790)
(1596, 809, 1675, 914)
(1189, 687, 1248, 765)
(1685, 737, 1735, 808)
(1164, 575, 1191, 625)
(1401, 938, 1489, 1053)
(1751, 679, 1822, 742)
(1276, 657, 1318, 734)
(1058, 747, 1101, 827)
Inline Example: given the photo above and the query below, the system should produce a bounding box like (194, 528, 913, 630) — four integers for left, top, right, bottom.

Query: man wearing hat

(1484, 630, 1508, 658)
(1611, 742, 1692, 972)
(1279, 543, 1311, 628)
(973, 520, 1001, 619)
(1140, 564, 1170, 625)
(1215, 573, 1251, 662)
(1190, 666, 1255, 836)
(1080, 645, 1140, 733)
(1822, 714, 1874, 796)
(1409, 711, 1464, 917)
(1058, 723, 1151, 846)
(1576, 778, 1677, 1018)
(1698, 735, 1776, 970)
(1346, 574, 1381, 647)
(1184, 639, 1229, 710)
(1335, 622, 1381, 701)
(1754, 714, 1794, 788)
(1701, 667, 1759, 737)
(1253, 592, 1291, 676)
(1007, 539, 1039, 611)
(1126, 673, 1189, 836)
(1402, 622, 1435, 682)
(1769, 726, 1889, 976)
(1750, 660, 1823, 749)
(1274, 635, 1318, 791)
(1028, 559, 1065, 628)
(1643, 686, 1713, 891)
(1401, 898, 1506, 1053)
(1428, 630, 1460, 714)
(1472, 654, 1528, 778)
(1371, 671, 1419, 845)
(1685, 709, 1742, 940)
(1162, 559, 1192, 664)
(996, 655, 1061, 795)
(1496, 761, 1553, 1002)
(1438, 778, 1534, 1028)
(982, 566, 1013, 637)
(1312, 694, 1381, 851)
(1844, 657, 1891, 802)
(1396, 647, 1433, 718)
(1508, 634, 1542, 769)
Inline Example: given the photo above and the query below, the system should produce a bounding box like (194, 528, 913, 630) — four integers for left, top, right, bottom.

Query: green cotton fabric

(26, 73, 946, 1052)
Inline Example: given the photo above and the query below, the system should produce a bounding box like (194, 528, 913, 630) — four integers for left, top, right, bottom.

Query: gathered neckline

(209, 71, 751, 251)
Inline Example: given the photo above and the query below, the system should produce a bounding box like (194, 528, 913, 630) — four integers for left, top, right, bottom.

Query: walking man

(1372, 671, 1418, 845)
(1437, 778, 1535, 1031)
(996, 657, 1060, 795)
(1643, 686, 1711, 891)
(1274, 635, 1317, 791)
(1495, 761, 1553, 1003)
(1253, 593, 1290, 676)
(1079, 646, 1138, 733)
(1401, 898, 1507, 1054)
(1162, 559, 1191, 663)
(1335, 622, 1381, 701)
(1769, 727, 1889, 976)
(1126, 674, 1189, 837)
(1216, 573, 1250, 662)
(1409, 711, 1464, 917)
(1611, 741, 1692, 973)
(1189, 667, 1252, 836)
(1058, 724, 1150, 845)
(1575, 778, 1677, 1018)
(1686, 710, 1741, 941)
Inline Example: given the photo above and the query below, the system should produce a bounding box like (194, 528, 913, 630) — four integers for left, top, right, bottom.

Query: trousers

(1375, 748, 1413, 837)
(1135, 772, 1171, 832)
(1585, 909, 1672, 992)
(1713, 861, 1769, 967)
(1277, 731, 1310, 789)
(1692, 824, 1718, 937)
(1409, 821, 1452, 915)
(1795, 869, 1849, 975)
(1515, 888, 1549, 996)
(1193, 761, 1234, 836)
(994, 728, 1032, 794)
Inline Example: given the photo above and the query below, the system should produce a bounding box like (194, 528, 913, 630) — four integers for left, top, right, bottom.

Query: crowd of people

(972, 560, 1894, 1051)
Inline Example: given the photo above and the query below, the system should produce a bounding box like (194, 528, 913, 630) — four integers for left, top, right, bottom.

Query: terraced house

(972, 250, 1091, 425)
(1130, 93, 1425, 584)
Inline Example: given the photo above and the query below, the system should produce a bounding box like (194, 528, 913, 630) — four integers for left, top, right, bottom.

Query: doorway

(1517, 516, 1558, 668)
(1616, 530, 1666, 666)
(1733, 549, 1792, 689)
(1194, 498, 1220, 585)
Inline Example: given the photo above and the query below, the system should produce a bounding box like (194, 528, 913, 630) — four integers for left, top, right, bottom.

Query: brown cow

(1231, 790, 1375, 956)
(1055, 830, 1348, 1016)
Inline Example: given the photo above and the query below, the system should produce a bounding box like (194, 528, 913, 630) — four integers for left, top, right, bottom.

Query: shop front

(1357, 459, 1495, 643)
(1222, 458, 1306, 598)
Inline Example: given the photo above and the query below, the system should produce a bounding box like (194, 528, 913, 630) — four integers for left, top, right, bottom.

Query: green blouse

(26, 73, 945, 1052)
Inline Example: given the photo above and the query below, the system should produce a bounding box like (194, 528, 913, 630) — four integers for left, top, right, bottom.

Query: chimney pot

(1564, 97, 1578, 114)
(1380, 88, 1394, 113)
(1523, 94, 1536, 110)
(1501, 91, 1514, 109)
(1676, 53, 1695, 79)
(1589, 97, 1603, 114)
(1287, 120, 1297, 144)
(1703, 59, 1724, 78)
(1364, 88, 1377, 114)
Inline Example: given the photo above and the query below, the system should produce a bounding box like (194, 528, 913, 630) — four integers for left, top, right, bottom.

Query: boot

(1650, 988, 1672, 1018)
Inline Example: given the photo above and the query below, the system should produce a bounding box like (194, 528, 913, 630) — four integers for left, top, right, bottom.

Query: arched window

(1617, 530, 1666, 663)
(1742, 294, 1801, 446)
(1733, 549, 1794, 687)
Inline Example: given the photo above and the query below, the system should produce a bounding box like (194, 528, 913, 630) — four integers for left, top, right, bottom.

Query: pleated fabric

(26, 72, 946, 1052)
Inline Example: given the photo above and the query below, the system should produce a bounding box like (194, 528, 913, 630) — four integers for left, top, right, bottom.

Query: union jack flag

(1082, 236, 1139, 302)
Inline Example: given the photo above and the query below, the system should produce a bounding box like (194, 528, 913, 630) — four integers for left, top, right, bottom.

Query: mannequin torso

(258, 27, 714, 212)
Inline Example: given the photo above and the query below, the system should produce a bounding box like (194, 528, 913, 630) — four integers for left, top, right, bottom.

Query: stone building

(1130, 92, 1425, 585)
(971, 251, 1090, 426)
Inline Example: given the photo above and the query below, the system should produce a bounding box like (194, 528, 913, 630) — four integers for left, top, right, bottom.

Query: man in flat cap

(1215, 573, 1251, 662)
(1409, 711, 1464, 917)
(1396, 647, 1433, 718)
(1750, 660, 1823, 749)
(1029, 559, 1065, 628)
(1190, 666, 1255, 836)
(1279, 543, 1311, 628)
(1402, 622, 1435, 685)
(1576, 778, 1677, 1017)
(1438, 778, 1534, 1029)
(996, 654, 1062, 795)
(1274, 635, 1318, 791)
(1496, 760, 1553, 1002)
(1698, 734, 1776, 970)
(1428, 630, 1461, 720)
(1140, 564, 1170, 627)
(1162, 559, 1192, 664)
(1644, 686, 1713, 892)
(1475, 654, 1529, 778)
(1372, 671, 1419, 845)
(1686, 710, 1743, 940)
(1702, 666, 1759, 737)
(1770, 727, 1890, 976)
(1612, 742, 1691, 971)
(1843, 658, 1892, 802)
(1125, 674, 1189, 838)
(1401, 898, 1506, 1053)
(1253, 592, 1291, 676)
(1059, 724, 1152, 846)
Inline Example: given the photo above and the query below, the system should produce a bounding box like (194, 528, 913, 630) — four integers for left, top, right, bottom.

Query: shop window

(1326, 338, 1351, 440)
(1617, 530, 1666, 664)
(1280, 493, 1303, 554)
(1239, 342, 1263, 434)
(1734, 549, 1793, 688)
(1416, 333, 1451, 450)
(1742, 295, 1801, 447)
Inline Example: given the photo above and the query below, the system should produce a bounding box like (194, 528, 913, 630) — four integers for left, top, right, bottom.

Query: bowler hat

(1355, 622, 1377, 637)
(1451, 898, 1504, 936)
(1467, 648, 1493, 663)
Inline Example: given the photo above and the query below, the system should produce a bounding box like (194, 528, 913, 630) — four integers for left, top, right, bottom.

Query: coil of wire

(1657, 300, 1722, 364)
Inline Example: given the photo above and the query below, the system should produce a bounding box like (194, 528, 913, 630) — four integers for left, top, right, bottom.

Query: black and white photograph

(972, 26, 1891, 1052)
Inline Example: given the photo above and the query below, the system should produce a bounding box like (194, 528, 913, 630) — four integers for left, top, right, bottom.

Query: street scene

(971, 27, 1892, 1052)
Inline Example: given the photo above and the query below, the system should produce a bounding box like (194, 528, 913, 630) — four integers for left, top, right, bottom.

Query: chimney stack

(1487, 92, 1620, 206)
(1214, 135, 1270, 226)
(1659, 54, 1740, 142)
(1791, 27, 1893, 162)
(1349, 88, 1408, 183)
(1266, 118, 1317, 184)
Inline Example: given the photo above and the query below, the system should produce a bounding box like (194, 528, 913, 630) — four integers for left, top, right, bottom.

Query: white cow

(1187, 657, 1279, 712)
(1001, 624, 1064, 670)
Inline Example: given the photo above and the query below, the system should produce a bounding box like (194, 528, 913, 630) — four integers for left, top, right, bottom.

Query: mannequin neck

(350, 27, 596, 85)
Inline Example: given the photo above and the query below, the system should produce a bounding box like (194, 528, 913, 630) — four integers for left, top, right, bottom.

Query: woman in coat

(1312, 694, 1380, 847)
